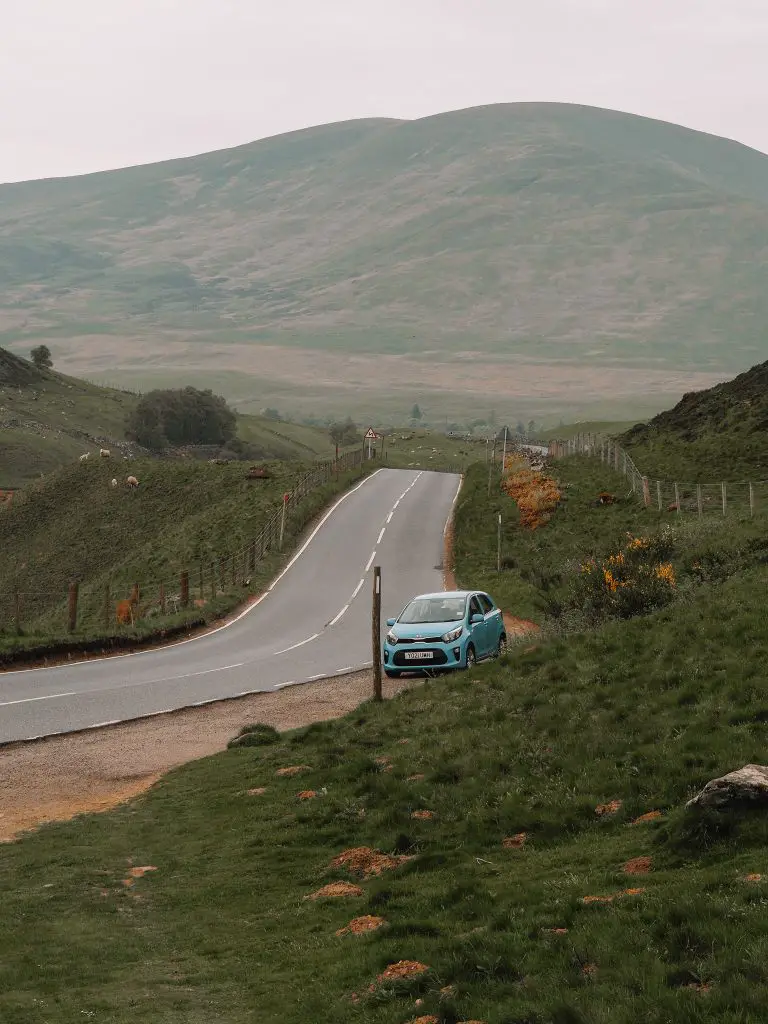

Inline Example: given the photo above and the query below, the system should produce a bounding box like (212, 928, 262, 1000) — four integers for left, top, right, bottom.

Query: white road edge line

(351, 578, 365, 600)
(0, 691, 77, 708)
(377, 528, 386, 544)
(365, 550, 377, 572)
(2, 468, 385, 677)
(272, 634, 320, 657)
(328, 604, 349, 627)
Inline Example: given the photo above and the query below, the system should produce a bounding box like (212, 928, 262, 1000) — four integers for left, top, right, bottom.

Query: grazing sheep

(99, 448, 111, 458)
(126, 475, 139, 488)
(110, 478, 118, 488)
(79, 453, 89, 463)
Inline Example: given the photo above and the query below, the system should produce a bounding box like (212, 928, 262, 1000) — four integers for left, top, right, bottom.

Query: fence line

(0, 448, 368, 640)
(547, 432, 764, 519)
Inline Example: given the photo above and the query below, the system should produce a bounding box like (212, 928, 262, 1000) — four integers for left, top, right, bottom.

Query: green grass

(2, 452, 768, 1020)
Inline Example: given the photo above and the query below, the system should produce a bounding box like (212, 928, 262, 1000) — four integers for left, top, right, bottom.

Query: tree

(328, 416, 361, 447)
(30, 345, 52, 370)
(410, 404, 422, 421)
(262, 407, 282, 421)
(527, 419, 537, 438)
(125, 386, 237, 449)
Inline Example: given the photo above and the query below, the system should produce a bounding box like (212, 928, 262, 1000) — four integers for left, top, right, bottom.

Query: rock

(686, 764, 768, 810)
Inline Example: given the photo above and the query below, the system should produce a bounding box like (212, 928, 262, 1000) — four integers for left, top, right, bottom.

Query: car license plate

(403, 651, 433, 660)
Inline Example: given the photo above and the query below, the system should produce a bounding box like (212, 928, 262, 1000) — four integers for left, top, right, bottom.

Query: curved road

(0, 469, 462, 744)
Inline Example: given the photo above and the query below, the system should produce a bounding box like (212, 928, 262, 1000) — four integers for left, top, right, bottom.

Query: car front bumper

(382, 639, 466, 670)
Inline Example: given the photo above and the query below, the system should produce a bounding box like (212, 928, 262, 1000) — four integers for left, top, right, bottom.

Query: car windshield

(399, 596, 466, 624)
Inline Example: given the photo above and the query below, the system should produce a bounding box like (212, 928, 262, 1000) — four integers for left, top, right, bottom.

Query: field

(2, 448, 767, 1021)
(4, 102, 768, 421)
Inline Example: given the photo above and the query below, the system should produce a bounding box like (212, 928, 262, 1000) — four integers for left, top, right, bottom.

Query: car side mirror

(470, 613, 483, 624)
(386, 618, 396, 627)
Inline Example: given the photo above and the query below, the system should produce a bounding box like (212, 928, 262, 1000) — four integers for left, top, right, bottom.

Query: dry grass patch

(329, 846, 409, 878)
(335, 915, 386, 937)
(305, 882, 363, 900)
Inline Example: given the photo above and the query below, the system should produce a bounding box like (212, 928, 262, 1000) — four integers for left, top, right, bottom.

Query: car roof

(410, 590, 475, 601)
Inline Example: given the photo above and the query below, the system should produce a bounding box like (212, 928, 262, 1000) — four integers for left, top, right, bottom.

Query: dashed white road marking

(351, 578, 366, 600)
(328, 604, 349, 627)
(377, 528, 386, 544)
(365, 551, 377, 572)
(0, 691, 76, 708)
(386, 511, 394, 523)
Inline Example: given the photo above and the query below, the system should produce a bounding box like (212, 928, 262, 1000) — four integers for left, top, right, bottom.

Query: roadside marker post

(497, 513, 502, 572)
(372, 566, 382, 701)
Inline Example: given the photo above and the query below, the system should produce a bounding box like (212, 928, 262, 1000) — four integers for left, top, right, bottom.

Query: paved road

(0, 469, 462, 744)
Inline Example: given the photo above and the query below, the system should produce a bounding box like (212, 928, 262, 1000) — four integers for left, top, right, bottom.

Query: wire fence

(0, 448, 366, 641)
(548, 432, 765, 518)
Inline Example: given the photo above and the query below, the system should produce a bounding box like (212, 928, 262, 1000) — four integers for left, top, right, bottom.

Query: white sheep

(110, 478, 118, 488)
(100, 448, 111, 458)
(126, 475, 139, 488)
(79, 453, 89, 463)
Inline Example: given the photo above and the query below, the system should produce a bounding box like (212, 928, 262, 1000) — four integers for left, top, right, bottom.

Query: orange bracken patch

(595, 800, 622, 816)
(276, 765, 311, 777)
(247, 787, 267, 796)
(407, 773, 425, 781)
(411, 810, 434, 820)
(623, 887, 646, 896)
(305, 882, 363, 900)
(631, 810, 663, 824)
(439, 984, 456, 999)
(335, 915, 386, 936)
(744, 873, 762, 883)
(122, 865, 157, 887)
(582, 963, 598, 977)
(330, 846, 406, 877)
(375, 756, 393, 771)
(297, 790, 317, 800)
(377, 960, 429, 983)
(397, 738, 410, 745)
(623, 856, 652, 875)
(550, 928, 569, 935)
(582, 894, 615, 904)
(408, 1017, 439, 1024)
(502, 832, 527, 849)
(685, 982, 712, 994)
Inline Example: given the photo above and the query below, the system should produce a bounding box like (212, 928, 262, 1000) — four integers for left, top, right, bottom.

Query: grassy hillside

(0, 347, 339, 486)
(3, 452, 767, 1021)
(621, 359, 768, 480)
(3, 102, 768, 421)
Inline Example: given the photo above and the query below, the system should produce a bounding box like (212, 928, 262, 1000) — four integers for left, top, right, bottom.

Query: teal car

(383, 590, 506, 677)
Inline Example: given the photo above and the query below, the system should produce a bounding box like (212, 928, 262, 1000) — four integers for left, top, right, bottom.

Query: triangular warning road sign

(364, 427, 377, 440)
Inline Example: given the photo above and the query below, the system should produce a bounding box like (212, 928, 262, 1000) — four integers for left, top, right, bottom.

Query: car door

(467, 594, 488, 657)
(479, 593, 502, 652)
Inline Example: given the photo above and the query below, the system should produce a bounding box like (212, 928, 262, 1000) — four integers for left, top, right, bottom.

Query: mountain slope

(622, 359, 768, 479)
(2, 102, 767, 421)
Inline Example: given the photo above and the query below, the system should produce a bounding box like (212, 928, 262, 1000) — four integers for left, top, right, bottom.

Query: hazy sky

(2, 0, 767, 183)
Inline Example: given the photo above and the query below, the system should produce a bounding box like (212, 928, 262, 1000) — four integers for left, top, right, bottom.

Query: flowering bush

(574, 530, 677, 621)
(502, 455, 561, 530)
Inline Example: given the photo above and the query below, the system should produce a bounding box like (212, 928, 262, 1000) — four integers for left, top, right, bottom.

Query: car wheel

(495, 634, 508, 658)
(385, 669, 402, 679)
(465, 644, 476, 670)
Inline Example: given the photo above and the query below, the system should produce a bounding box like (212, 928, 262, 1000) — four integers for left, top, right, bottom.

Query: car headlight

(441, 625, 463, 643)
(386, 630, 398, 645)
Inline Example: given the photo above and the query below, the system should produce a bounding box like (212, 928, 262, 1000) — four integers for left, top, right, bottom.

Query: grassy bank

(2, 452, 767, 1021)
(0, 455, 367, 659)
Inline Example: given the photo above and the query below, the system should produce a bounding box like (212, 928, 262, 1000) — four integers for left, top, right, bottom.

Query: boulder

(686, 764, 768, 810)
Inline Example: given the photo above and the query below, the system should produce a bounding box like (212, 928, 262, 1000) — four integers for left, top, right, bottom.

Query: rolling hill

(0, 347, 338, 487)
(2, 102, 768, 422)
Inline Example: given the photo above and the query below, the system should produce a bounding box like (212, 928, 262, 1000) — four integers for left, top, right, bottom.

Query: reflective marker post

(497, 513, 502, 573)
(372, 566, 382, 701)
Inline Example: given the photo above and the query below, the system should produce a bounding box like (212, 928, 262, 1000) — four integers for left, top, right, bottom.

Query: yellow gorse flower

(656, 563, 676, 586)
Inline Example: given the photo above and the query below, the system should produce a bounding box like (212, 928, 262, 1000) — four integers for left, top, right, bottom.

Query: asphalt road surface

(0, 469, 462, 744)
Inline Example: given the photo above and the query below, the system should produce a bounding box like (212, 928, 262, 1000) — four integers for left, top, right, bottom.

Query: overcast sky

(2, 0, 767, 183)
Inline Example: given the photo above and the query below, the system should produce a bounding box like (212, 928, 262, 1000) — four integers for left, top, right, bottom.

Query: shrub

(227, 722, 281, 748)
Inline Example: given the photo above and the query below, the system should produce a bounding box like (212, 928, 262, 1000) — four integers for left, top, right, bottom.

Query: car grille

(393, 648, 448, 667)
(396, 636, 443, 644)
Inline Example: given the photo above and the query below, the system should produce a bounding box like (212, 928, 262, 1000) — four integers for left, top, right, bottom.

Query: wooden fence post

(642, 477, 651, 507)
(103, 584, 110, 629)
(656, 480, 662, 512)
(749, 482, 755, 517)
(372, 566, 382, 702)
(68, 582, 79, 633)
(697, 485, 703, 517)
(180, 570, 190, 609)
(721, 482, 727, 516)
(674, 482, 680, 513)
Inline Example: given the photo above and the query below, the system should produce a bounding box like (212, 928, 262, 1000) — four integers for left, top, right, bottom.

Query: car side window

(469, 595, 482, 618)
(479, 594, 494, 614)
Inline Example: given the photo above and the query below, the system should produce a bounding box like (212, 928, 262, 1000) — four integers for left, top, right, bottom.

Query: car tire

(464, 644, 476, 670)
(495, 634, 508, 658)
(385, 669, 402, 679)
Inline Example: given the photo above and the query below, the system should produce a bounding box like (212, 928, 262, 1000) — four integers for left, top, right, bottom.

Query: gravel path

(0, 670, 418, 842)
